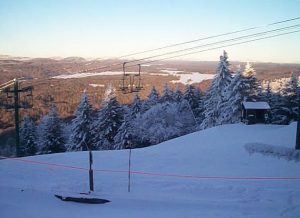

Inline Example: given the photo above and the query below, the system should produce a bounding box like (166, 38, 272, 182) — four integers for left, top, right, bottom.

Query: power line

(83, 28, 300, 72)
(118, 16, 300, 59)
(79, 23, 300, 73)
(73, 17, 300, 74)
(127, 29, 300, 67)
(124, 24, 300, 65)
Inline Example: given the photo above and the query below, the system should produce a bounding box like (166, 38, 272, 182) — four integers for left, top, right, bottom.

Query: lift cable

(117, 16, 300, 59)
(77, 22, 300, 74)
(122, 24, 300, 66)
(124, 29, 300, 68)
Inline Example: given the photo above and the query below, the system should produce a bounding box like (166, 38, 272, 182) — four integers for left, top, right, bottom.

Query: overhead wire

(78, 20, 300, 73)
(77, 28, 300, 72)
(20, 16, 300, 84)
(126, 29, 300, 68)
(123, 24, 300, 66)
(118, 16, 300, 58)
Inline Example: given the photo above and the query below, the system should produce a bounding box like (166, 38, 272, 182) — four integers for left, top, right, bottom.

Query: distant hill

(1, 54, 300, 132)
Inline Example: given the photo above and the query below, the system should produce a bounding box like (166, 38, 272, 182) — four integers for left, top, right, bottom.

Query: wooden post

(89, 150, 94, 192)
(128, 142, 132, 192)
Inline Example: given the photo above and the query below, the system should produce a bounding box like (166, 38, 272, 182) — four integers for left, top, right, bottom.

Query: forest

(5, 51, 298, 157)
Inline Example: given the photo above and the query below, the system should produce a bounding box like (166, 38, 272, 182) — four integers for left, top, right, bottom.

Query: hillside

(1, 55, 300, 131)
(0, 123, 299, 218)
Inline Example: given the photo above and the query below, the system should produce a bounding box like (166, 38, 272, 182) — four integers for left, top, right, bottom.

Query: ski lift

(119, 62, 130, 93)
(119, 62, 143, 94)
(132, 64, 143, 92)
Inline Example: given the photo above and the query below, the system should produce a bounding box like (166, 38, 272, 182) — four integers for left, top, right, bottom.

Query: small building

(242, 101, 271, 124)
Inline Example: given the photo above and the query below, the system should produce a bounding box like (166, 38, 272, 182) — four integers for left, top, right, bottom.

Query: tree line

(19, 51, 299, 156)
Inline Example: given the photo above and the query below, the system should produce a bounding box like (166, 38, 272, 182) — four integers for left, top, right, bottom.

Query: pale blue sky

(0, 0, 300, 62)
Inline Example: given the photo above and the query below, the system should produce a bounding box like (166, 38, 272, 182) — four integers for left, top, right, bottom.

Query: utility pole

(0, 78, 33, 157)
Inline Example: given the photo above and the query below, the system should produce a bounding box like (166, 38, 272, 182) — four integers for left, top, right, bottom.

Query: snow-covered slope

(1, 123, 300, 218)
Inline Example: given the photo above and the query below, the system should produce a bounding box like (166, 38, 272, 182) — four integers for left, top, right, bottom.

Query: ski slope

(1, 123, 300, 218)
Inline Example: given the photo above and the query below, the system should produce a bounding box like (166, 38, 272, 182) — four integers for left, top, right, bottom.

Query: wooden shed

(242, 101, 271, 124)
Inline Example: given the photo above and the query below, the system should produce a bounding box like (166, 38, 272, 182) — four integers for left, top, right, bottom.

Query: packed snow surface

(1, 123, 300, 218)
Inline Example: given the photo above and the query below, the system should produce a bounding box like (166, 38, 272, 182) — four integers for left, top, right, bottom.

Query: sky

(0, 0, 300, 63)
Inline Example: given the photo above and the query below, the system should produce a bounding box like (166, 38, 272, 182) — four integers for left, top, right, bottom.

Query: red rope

(1, 156, 300, 181)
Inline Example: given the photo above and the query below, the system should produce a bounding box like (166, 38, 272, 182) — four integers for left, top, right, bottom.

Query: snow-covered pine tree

(130, 93, 142, 115)
(200, 50, 232, 129)
(39, 105, 66, 154)
(260, 81, 273, 103)
(241, 62, 259, 101)
(93, 85, 124, 150)
(271, 93, 290, 124)
(260, 81, 277, 122)
(114, 93, 142, 149)
(134, 101, 196, 145)
(142, 86, 160, 112)
(220, 68, 244, 124)
(281, 73, 300, 122)
(174, 85, 183, 102)
(20, 116, 37, 156)
(67, 92, 93, 151)
(183, 85, 204, 123)
(160, 83, 175, 103)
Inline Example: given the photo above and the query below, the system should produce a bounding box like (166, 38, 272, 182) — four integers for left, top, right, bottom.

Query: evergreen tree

(20, 116, 37, 156)
(160, 83, 175, 103)
(68, 92, 93, 151)
(200, 51, 232, 129)
(93, 86, 124, 150)
(281, 73, 299, 122)
(183, 85, 203, 123)
(174, 86, 183, 102)
(260, 81, 273, 103)
(271, 93, 290, 124)
(39, 105, 66, 154)
(142, 86, 160, 112)
(134, 101, 196, 145)
(130, 93, 142, 115)
(241, 62, 259, 101)
(114, 94, 142, 149)
(220, 68, 244, 124)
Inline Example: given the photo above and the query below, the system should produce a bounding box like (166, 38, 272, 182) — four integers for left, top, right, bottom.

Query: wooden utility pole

(0, 78, 33, 157)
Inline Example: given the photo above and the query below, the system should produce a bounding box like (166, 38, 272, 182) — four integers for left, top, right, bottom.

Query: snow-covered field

(1, 123, 300, 218)
(52, 71, 140, 79)
(52, 69, 214, 85)
(150, 69, 215, 84)
(170, 72, 215, 84)
(89, 84, 105, 88)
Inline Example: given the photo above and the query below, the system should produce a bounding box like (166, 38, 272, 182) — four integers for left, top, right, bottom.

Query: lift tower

(0, 78, 33, 157)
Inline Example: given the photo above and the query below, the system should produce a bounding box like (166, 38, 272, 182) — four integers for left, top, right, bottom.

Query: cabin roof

(242, 101, 271, 110)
